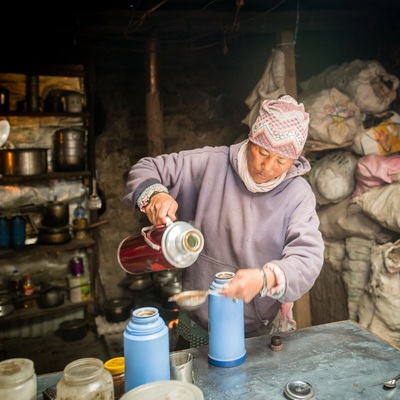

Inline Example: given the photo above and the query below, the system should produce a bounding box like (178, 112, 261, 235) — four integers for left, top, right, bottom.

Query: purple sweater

(124, 140, 324, 336)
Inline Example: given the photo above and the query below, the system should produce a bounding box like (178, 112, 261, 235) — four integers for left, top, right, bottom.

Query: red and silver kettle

(117, 217, 204, 274)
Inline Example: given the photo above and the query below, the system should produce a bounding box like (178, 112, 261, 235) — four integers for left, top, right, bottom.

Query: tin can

(123, 307, 170, 391)
(26, 75, 39, 112)
(117, 218, 204, 274)
(11, 215, 26, 249)
(208, 271, 246, 367)
(0, 217, 10, 250)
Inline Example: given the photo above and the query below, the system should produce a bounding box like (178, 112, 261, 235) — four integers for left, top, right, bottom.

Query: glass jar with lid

(104, 357, 125, 399)
(0, 358, 37, 400)
(57, 357, 114, 400)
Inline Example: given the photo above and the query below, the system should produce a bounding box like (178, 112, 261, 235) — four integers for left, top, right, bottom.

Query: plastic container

(104, 357, 125, 400)
(0, 358, 37, 400)
(0, 217, 10, 250)
(11, 215, 26, 249)
(56, 357, 114, 400)
(208, 271, 246, 367)
(123, 307, 170, 392)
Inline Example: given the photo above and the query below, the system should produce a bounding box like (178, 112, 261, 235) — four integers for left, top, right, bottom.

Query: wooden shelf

(0, 238, 95, 258)
(0, 298, 93, 326)
(0, 171, 91, 184)
(0, 111, 89, 118)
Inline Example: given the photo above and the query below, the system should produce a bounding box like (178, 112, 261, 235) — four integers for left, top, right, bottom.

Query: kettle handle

(141, 216, 173, 251)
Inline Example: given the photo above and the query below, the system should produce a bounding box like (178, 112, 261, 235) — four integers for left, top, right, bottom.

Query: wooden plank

(276, 31, 311, 329)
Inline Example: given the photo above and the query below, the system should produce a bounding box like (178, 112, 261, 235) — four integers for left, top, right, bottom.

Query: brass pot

(0, 148, 48, 176)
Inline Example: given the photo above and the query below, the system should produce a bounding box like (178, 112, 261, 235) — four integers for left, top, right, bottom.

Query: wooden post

(146, 34, 164, 157)
(277, 31, 312, 329)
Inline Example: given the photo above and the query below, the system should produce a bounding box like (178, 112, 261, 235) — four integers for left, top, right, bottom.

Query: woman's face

(247, 141, 294, 184)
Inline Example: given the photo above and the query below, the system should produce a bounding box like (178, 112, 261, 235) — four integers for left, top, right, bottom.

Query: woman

(123, 95, 324, 347)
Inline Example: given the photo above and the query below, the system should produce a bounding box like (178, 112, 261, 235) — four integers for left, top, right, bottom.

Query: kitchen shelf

(0, 171, 91, 184)
(0, 238, 95, 258)
(0, 298, 94, 326)
(0, 111, 90, 118)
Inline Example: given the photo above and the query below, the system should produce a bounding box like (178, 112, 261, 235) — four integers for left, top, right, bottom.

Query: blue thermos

(123, 306, 170, 392)
(208, 271, 246, 367)
(0, 217, 10, 250)
(11, 215, 26, 249)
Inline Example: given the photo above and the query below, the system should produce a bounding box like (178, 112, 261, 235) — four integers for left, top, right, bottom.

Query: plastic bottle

(104, 357, 125, 400)
(0, 358, 37, 400)
(23, 273, 35, 309)
(208, 271, 246, 367)
(57, 357, 114, 400)
(73, 202, 88, 239)
(123, 307, 170, 392)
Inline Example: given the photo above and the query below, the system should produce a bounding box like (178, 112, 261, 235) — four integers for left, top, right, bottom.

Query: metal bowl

(0, 297, 14, 317)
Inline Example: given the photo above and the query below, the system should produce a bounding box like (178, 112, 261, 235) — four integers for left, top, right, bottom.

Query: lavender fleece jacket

(123, 140, 324, 336)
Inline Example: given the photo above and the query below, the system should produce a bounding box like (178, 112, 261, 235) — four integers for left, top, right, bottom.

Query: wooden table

(37, 320, 400, 399)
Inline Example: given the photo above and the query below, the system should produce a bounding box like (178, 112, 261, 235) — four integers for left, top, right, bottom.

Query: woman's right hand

(145, 192, 178, 226)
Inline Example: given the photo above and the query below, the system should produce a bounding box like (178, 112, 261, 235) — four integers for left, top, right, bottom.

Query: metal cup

(169, 351, 194, 383)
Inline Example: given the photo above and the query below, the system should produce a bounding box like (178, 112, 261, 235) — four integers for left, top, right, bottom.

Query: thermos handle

(141, 216, 174, 251)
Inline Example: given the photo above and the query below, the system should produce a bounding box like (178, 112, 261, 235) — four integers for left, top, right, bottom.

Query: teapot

(117, 217, 204, 274)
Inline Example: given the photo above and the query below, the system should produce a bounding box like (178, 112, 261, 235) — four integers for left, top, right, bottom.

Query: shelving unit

(0, 63, 99, 337)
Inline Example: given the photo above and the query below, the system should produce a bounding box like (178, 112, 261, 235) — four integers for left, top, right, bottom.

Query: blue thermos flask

(11, 215, 26, 249)
(208, 271, 246, 367)
(0, 217, 10, 250)
(123, 306, 170, 392)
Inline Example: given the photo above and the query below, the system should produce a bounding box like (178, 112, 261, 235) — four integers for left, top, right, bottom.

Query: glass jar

(57, 357, 114, 400)
(0, 358, 37, 400)
(104, 357, 125, 400)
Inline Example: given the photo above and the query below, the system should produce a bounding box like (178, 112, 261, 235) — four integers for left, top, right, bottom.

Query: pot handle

(141, 216, 173, 251)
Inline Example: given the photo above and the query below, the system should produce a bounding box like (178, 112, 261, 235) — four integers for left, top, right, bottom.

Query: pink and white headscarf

(249, 95, 309, 159)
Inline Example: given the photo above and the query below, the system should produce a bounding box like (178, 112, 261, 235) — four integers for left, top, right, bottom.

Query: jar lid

(104, 357, 124, 375)
(0, 358, 35, 384)
(121, 380, 204, 400)
(284, 381, 315, 400)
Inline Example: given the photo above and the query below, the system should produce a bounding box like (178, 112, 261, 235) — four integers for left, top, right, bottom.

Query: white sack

(242, 49, 286, 128)
(317, 200, 393, 242)
(323, 239, 345, 272)
(358, 240, 400, 347)
(354, 181, 400, 233)
(301, 88, 362, 146)
(309, 151, 358, 205)
(299, 59, 399, 114)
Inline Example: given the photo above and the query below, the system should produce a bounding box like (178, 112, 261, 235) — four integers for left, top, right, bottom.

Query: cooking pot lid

(284, 381, 315, 400)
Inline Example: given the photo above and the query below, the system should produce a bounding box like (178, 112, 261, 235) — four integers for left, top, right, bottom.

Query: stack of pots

(38, 197, 71, 244)
(53, 127, 86, 172)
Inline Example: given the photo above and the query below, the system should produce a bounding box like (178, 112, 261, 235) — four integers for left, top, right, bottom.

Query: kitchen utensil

(383, 373, 400, 389)
(118, 217, 204, 274)
(58, 318, 88, 341)
(103, 297, 134, 322)
(0, 120, 10, 146)
(168, 288, 221, 311)
(42, 197, 69, 227)
(0, 148, 48, 176)
(169, 351, 194, 383)
(88, 177, 102, 210)
(0, 296, 14, 317)
(284, 380, 315, 399)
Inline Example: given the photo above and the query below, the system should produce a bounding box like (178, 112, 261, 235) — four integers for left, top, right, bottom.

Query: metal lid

(121, 380, 204, 400)
(284, 381, 315, 400)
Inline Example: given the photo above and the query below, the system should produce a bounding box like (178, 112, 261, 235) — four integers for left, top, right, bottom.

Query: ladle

(0, 120, 10, 147)
(169, 288, 238, 311)
(383, 373, 400, 389)
(168, 289, 221, 311)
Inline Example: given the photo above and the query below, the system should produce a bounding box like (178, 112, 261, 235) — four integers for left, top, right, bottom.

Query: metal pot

(0, 296, 14, 317)
(42, 198, 69, 227)
(53, 127, 86, 172)
(38, 225, 71, 244)
(36, 287, 65, 308)
(59, 318, 88, 341)
(103, 297, 134, 322)
(0, 148, 48, 176)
